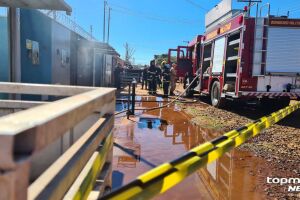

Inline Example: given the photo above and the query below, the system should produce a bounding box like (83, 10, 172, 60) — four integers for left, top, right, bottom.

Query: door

(105, 55, 113, 86)
(77, 47, 93, 86)
(177, 46, 193, 77)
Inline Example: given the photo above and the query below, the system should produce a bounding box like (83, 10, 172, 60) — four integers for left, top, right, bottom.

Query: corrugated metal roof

(78, 39, 120, 56)
(0, 0, 72, 14)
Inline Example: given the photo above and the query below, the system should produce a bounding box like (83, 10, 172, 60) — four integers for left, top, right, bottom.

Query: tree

(154, 54, 176, 66)
(124, 42, 135, 65)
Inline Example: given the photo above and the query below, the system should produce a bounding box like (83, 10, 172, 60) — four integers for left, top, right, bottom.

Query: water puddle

(116, 96, 165, 112)
(112, 96, 267, 200)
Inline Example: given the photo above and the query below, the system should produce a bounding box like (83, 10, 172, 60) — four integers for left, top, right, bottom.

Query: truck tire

(210, 81, 225, 108)
(185, 89, 194, 97)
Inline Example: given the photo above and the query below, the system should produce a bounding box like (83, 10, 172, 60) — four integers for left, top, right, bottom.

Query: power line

(284, 2, 300, 10)
(109, 2, 200, 24)
(112, 8, 199, 25)
(289, 6, 300, 13)
(279, 2, 300, 13)
(184, 0, 208, 12)
(109, 3, 200, 25)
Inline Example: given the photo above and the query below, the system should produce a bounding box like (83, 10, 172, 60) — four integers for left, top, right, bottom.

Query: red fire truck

(168, 2, 300, 108)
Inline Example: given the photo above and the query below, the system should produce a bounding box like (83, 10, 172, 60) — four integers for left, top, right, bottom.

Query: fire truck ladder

(252, 3, 271, 76)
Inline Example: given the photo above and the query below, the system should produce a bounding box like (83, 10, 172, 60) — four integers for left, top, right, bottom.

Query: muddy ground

(181, 100, 300, 200)
(119, 83, 300, 199)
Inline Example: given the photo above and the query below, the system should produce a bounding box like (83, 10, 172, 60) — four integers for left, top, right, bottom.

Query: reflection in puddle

(138, 117, 168, 129)
(112, 96, 266, 200)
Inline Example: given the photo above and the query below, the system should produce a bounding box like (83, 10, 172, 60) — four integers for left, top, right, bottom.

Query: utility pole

(90, 25, 93, 39)
(237, 0, 262, 17)
(103, 0, 107, 43)
(238, 0, 259, 16)
(247, 0, 252, 17)
(107, 7, 112, 44)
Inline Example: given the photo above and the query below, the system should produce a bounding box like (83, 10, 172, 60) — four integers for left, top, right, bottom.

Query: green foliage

(154, 54, 176, 66)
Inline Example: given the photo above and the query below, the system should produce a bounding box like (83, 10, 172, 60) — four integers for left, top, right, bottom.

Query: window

(212, 37, 226, 73)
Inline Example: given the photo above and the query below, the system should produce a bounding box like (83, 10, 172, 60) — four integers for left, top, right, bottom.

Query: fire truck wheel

(210, 81, 225, 108)
(183, 75, 194, 97)
(185, 88, 194, 97)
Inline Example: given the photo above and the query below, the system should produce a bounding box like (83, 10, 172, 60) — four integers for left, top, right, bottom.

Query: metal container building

(0, 8, 9, 99)
(76, 40, 120, 87)
(1, 7, 120, 101)
(20, 9, 53, 86)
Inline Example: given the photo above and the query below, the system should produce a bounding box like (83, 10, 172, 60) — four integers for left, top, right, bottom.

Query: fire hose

(114, 74, 201, 116)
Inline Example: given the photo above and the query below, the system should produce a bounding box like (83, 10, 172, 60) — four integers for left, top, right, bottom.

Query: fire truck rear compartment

(255, 26, 300, 93)
(266, 27, 300, 74)
(203, 43, 212, 74)
(224, 32, 241, 92)
(202, 43, 213, 91)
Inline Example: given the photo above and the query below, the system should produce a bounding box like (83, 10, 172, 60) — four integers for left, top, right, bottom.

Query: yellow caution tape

(101, 102, 300, 200)
(73, 132, 113, 200)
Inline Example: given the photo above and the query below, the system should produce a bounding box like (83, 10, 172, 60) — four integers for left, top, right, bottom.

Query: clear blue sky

(65, 0, 300, 64)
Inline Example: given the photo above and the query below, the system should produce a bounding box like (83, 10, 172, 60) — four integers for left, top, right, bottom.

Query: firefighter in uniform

(157, 64, 162, 89)
(170, 63, 177, 95)
(148, 60, 159, 95)
(162, 63, 171, 98)
(141, 65, 148, 90)
(159, 61, 168, 89)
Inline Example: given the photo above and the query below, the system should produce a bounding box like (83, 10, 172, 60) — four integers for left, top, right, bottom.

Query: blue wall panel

(20, 9, 52, 100)
(51, 21, 71, 85)
(0, 16, 9, 99)
(20, 9, 52, 85)
(0, 17, 9, 82)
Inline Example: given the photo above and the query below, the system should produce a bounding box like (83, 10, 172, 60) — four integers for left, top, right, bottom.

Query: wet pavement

(112, 96, 267, 200)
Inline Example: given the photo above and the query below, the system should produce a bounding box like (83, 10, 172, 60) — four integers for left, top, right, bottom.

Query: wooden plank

(0, 82, 100, 96)
(87, 163, 113, 200)
(92, 146, 113, 198)
(63, 133, 114, 200)
(0, 161, 30, 200)
(0, 100, 46, 109)
(0, 87, 115, 170)
(27, 117, 114, 200)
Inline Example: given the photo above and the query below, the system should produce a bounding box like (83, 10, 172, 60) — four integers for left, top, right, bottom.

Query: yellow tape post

(101, 102, 300, 200)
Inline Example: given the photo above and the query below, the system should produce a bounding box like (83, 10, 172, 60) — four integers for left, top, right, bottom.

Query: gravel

(180, 101, 300, 199)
